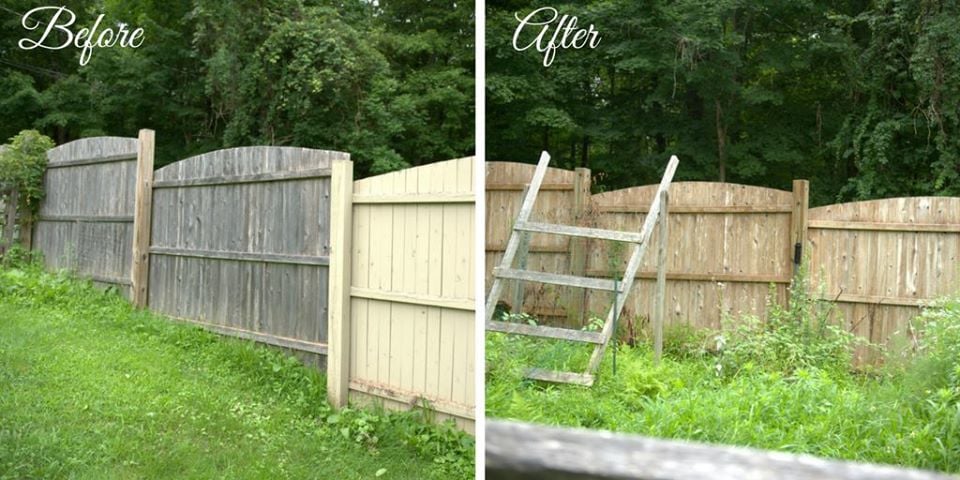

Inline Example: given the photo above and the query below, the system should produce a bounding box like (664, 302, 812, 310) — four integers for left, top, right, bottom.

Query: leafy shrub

(910, 297, 960, 390)
(0, 130, 54, 218)
(0, 244, 42, 269)
(661, 323, 713, 360)
(892, 297, 960, 467)
(716, 266, 861, 376)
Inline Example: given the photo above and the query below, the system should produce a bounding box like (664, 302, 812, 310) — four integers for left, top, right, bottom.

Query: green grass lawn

(0, 265, 473, 479)
(487, 293, 960, 474)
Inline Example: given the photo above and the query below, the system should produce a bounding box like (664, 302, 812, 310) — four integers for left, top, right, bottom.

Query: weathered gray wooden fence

(31, 134, 476, 431)
(148, 146, 347, 357)
(32, 137, 345, 356)
(32, 134, 149, 298)
(486, 421, 956, 480)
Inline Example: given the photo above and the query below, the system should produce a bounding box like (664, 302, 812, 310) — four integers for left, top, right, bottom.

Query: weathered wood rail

(486, 421, 957, 480)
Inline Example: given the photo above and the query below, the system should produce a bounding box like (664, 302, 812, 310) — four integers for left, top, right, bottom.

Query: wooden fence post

(653, 190, 669, 365)
(327, 159, 354, 408)
(131, 129, 155, 308)
(568, 167, 591, 324)
(790, 179, 809, 275)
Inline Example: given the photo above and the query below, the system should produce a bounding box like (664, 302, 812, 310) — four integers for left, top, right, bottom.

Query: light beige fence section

(808, 197, 960, 363)
(32, 132, 153, 299)
(147, 147, 347, 360)
(329, 157, 476, 431)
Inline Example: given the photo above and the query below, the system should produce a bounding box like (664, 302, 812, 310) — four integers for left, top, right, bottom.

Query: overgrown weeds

(715, 267, 862, 377)
(487, 266, 960, 473)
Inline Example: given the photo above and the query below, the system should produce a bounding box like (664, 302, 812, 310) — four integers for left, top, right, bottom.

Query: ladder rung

(494, 268, 625, 292)
(525, 368, 595, 386)
(516, 221, 644, 243)
(486, 321, 605, 344)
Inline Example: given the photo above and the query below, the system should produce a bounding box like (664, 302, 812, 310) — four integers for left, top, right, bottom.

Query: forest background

(487, 0, 959, 205)
(1, 0, 474, 177)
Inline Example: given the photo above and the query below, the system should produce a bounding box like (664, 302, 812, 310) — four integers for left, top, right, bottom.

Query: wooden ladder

(485, 152, 679, 386)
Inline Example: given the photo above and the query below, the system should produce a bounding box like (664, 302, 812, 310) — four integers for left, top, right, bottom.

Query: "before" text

(18, 6, 144, 66)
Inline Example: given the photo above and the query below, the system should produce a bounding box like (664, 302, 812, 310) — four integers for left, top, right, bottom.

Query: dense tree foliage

(1, 0, 473, 175)
(487, 0, 959, 205)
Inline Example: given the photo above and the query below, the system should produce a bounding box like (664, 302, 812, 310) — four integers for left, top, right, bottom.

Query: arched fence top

(486, 160, 578, 189)
(46, 136, 139, 167)
(354, 156, 474, 196)
(154, 146, 349, 182)
(593, 181, 793, 208)
(809, 196, 960, 224)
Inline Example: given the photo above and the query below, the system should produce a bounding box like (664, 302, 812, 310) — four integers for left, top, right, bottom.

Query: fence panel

(33, 136, 140, 296)
(147, 146, 347, 357)
(589, 182, 794, 332)
(485, 162, 796, 332)
(808, 197, 960, 363)
(345, 157, 476, 431)
(485, 162, 588, 322)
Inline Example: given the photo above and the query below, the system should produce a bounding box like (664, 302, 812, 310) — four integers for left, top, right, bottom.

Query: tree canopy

(1, 0, 474, 176)
(487, 0, 959, 205)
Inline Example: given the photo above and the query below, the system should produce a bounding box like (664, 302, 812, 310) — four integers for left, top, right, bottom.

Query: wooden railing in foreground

(486, 421, 956, 480)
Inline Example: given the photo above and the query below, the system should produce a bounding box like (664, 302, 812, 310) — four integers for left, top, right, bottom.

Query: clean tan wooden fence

(808, 197, 960, 362)
(487, 162, 960, 360)
(32, 135, 476, 431)
(485, 162, 589, 322)
(33, 134, 150, 298)
(328, 157, 476, 431)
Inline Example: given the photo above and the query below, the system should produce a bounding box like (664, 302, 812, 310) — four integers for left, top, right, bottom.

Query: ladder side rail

(586, 155, 679, 374)
(485, 151, 553, 322)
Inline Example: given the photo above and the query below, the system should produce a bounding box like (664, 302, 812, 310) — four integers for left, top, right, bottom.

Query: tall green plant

(0, 130, 54, 220)
(716, 264, 861, 376)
